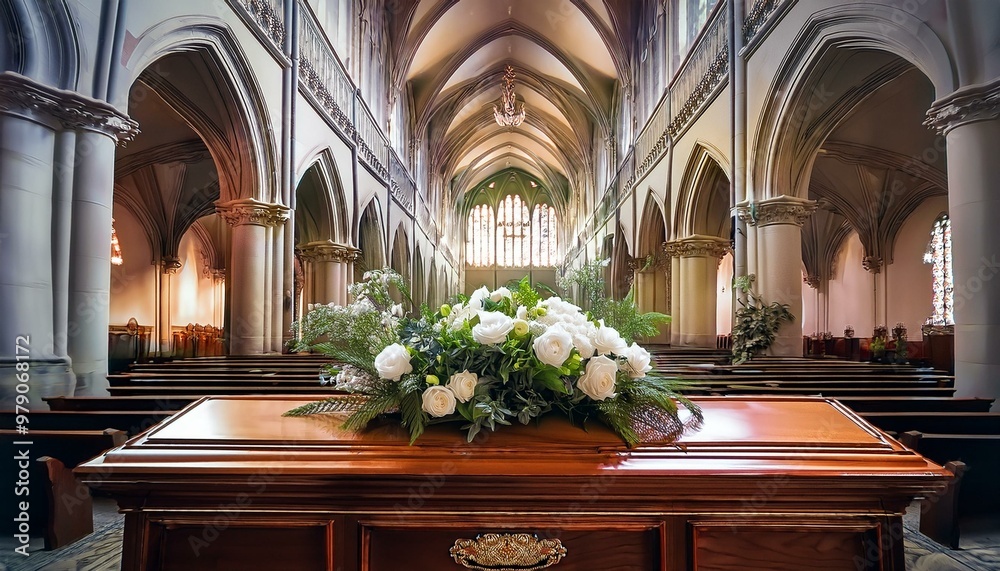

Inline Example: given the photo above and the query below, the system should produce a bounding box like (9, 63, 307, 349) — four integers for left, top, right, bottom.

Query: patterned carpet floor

(1, 499, 996, 570)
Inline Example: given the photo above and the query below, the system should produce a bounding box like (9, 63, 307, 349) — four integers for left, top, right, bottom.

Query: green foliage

(558, 259, 670, 343)
(870, 336, 886, 357)
(731, 274, 794, 365)
(592, 290, 671, 344)
(288, 268, 410, 376)
(557, 259, 608, 310)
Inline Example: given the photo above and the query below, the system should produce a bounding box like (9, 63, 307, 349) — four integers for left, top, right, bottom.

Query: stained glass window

(923, 214, 953, 325)
(465, 196, 557, 267)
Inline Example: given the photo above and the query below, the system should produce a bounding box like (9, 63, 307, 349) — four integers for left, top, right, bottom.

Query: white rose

(447, 370, 479, 403)
(472, 311, 514, 344)
(533, 327, 574, 367)
(594, 326, 628, 356)
(516, 305, 528, 320)
(490, 286, 512, 302)
(620, 342, 653, 378)
(573, 333, 596, 359)
(421, 385, 457, 417)
(468, 286, 490, 310)
(577, 355, 618, 401)
(374, 343, 412, 381)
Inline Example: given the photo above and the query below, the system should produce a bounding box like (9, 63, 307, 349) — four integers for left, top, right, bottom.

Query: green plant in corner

(730, 274, 794, 365)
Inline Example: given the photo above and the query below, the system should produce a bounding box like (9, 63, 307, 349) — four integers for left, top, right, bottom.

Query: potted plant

(870, 325, 888, 363)
(731, 275, 794, 365)
(892, 322, 908, 364)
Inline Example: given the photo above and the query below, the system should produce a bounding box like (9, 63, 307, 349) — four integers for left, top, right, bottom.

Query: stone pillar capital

(216, 198, 290, 227)
(297, 242, 360, 263)
(736, 195, 817, 227)
(665, 235, 731, 259)
(0, 71, 139, 145)
(862, 255, 883, 274)
(161, 256, 182, 275)
(803, 274, 820, 289)
(925, 78, 1000, 135)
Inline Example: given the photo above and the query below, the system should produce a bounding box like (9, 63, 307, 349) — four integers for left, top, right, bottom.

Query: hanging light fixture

(111, 219, 124, 265)
(493, 65, 525, 128)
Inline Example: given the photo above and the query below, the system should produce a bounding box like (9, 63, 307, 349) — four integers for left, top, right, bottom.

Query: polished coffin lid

(76, 395, 950, 481)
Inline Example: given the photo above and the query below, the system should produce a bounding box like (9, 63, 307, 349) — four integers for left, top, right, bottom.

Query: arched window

(465, 196, 558, 268)
(466, 204, 496, 267)
(923, 213, 953, 325)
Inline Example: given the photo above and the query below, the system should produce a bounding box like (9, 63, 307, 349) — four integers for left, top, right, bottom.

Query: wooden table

(77, 395, 950, 571)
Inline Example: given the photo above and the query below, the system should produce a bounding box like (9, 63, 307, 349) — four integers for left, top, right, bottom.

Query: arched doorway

(671, 145, 732, 348)
(635, 193, 669, 344)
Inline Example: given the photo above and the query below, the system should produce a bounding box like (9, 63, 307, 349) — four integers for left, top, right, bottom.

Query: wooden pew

(677, 378, 952, 389)
(0, 410, 174, 436)
(861, 412, 1000, 434)
(717, 386, 957, 397)
(833, 396, 995, 413)
(0, 428, 126, 549)
(44, 395, 196, 412)
(837, 395, 993, 413)
(109, 385, 342, 397)
(899, 431, 1000, 548)
(107, 375, 326, 387)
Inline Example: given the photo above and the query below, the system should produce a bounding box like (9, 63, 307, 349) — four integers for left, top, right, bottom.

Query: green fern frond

(399, 389, 427, 444)
(283, 396, 365, 417)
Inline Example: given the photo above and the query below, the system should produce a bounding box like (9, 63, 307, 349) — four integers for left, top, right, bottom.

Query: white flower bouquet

(286, 269, 701, 446)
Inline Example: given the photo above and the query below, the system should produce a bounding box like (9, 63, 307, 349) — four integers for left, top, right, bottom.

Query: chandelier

(493, 65, 525, 128)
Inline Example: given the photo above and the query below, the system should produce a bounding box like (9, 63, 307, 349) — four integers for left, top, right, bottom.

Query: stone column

(669, 252, 681, 346)
(737, 195, 817, 357)
(270, 224, 284, 353)
(297, 242, 338, 306)
(158, 257, 181, 356)
(0, 72, 137, 402)
(862, 255, 885, 329)
(926, 79, 1000, 403)
(297, 242, 361, 306)
(0, 79, 66, 406)
(218, 199, 289, 355)
(635, 243, 671, 345)
(667, 236, 731, 348)
(343, 246, 361, 303)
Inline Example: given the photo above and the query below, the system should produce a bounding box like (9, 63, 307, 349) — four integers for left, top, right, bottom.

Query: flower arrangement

(285, 269, 702, 446)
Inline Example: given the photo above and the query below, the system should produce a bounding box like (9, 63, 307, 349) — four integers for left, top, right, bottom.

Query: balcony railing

(234, 0, 285, 51)
(298, 3, 355, 139)
(388, 150, 414, 213)
(633, 94, 670, 183)
(357, 97, 389, 180)
(667, 3, 729, 138)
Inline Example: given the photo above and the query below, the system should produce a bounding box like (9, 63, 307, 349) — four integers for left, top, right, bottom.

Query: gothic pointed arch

(675, 143, 732, 239)
(610, 224, 633, 300)
(637, 192, 667, 260)
(295, 149, 350, 245)
(413, 245, 426, 308)
(0, 0, 79, 89)
(390, 226, 412, 286)
(356, 199, 386, 281)
(752, 5, 955, 201)
(117, 20, 277, 202)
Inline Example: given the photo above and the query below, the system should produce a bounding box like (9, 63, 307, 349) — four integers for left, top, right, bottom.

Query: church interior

(1, 0, 999, 569)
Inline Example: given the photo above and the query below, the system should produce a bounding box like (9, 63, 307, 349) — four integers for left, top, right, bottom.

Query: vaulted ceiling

(387, 0, 636, 211)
